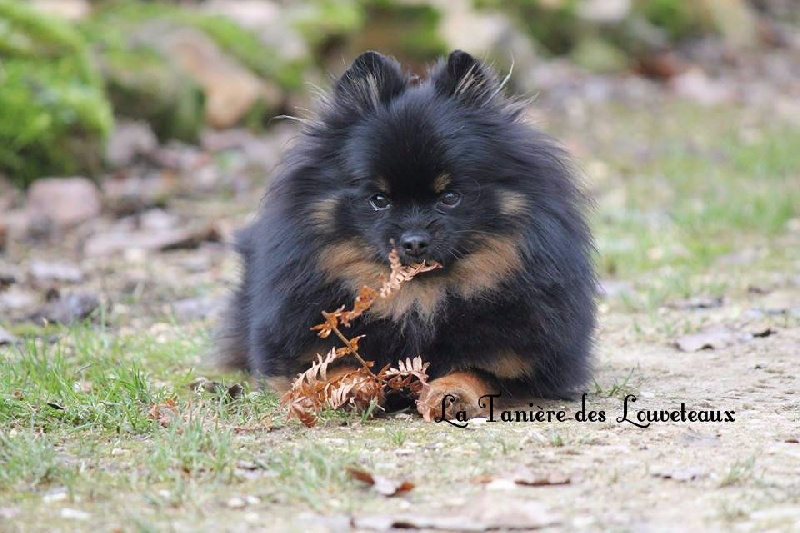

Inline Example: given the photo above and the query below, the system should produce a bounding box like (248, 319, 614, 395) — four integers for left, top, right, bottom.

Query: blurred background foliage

(0, 0, 795, 186)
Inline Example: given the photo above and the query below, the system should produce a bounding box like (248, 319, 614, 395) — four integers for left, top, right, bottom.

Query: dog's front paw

(417, 372, 492, 422)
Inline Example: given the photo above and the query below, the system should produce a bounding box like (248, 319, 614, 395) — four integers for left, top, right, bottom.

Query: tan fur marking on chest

(450, 235, 522, 297)
(370, 278, 445, 321)
(318, 239, 385, 289)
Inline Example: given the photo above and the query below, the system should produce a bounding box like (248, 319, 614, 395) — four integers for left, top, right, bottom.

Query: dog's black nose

(400, 231, 431, 258)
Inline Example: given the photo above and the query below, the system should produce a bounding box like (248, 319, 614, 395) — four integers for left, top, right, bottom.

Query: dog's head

(316, 51, 533, 265)
(294, 51, 577, 303)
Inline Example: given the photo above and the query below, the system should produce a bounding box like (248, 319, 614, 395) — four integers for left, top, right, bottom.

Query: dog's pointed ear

(433, 50, 499, 106)
(334, 51, 407, 112)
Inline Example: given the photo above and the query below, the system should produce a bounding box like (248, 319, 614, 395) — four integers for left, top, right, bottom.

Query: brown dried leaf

(340, 286, 378, 326)
(148, 397, 178, 427)
(514, 470, 571, 486)
(382, 356, 430, 396)
(310, 308, 344, 338)
(347, 467, 415, 497)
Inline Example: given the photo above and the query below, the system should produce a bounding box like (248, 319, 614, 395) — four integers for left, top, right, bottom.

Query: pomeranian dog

(215, 50, 596, 419)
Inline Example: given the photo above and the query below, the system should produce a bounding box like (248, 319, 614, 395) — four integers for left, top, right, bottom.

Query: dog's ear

(433, 50, 499, 106)
(334, 51, 407, 112)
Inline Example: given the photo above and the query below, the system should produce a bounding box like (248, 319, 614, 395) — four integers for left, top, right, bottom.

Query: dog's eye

(369, 193, 392, 211)
(438, 191, 461, 207)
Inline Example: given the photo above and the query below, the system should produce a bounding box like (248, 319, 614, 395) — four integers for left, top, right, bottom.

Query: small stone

(60, 508, 91, 520)
(486, 478, 518, 491)
(30, 261, 85, 284)
(226, 497, 246, 509)
(30, 0, 91, 21)
(26, 178, 101, 228)
(0, 289, 39, 312)
(0, 327, 16, 346)
(29, 292, 101, 325)
(0, 507, 20, 519)
(42, 487, 69, 504)
(106, 121, 158, 167)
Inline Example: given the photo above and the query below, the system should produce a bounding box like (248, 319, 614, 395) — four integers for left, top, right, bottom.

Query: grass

(586, 103, 800, 292)
(1, 99, 799, 529)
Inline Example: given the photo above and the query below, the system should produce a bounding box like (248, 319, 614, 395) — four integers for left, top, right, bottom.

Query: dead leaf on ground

(148, 397, 178, 427)
(347, 467, 414, 497)
(650, 466, 708, 482)
(84, 225, 218, 256)
(666, 296, 723, 310)
(514, 469, 571, 486)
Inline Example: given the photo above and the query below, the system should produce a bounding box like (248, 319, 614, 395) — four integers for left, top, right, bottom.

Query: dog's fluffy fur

(215, 50, 596, 410)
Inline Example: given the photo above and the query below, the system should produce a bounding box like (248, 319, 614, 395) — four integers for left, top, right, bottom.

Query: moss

(87, 1, 309, 91)
(0, 1, 112, 186)
(633, 0, 709, 41)
(290, 0, 365, 51)
(474, 0, 583, 55)
(98, 47, 205, 143)
(341, 1, 444, 68)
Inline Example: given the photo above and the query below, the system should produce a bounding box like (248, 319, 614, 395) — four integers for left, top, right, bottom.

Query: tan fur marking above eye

(433, 173, 451, 194)
(497, 190, 528, 217)
(450, 235, 522, 298)
(318, 239, 385, 290)
(375, 176, 390, 193)
(474, 350, 534, 379)
(370, 278, 445, 321)
(310, 197, 340, 231)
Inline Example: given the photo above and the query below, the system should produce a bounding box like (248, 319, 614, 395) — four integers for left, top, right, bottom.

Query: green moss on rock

(0, 1, 112, 187)
(87, 2, 308, 91)
(98, 46, 205, 143)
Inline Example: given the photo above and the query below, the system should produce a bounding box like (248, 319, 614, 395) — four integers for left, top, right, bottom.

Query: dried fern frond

(281, 247, 439, 427)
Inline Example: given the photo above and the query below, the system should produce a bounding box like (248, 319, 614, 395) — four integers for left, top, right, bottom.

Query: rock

(670, 67, 736, 105)
(84, 225, 217, 257)
(30, 261, 85, 284)
(202, 0, 281, 30)
(59, 508, 91, 521)
(28, 292, 101, 325)
(577, 0, 631, 23)
(0, 288, 40, 312)
(139, 209, 180, 232)
(102, 173, 180, 216)
(29, 0, 91, 21)
(26, 178, 101, 228)
(571, 36, 630, 73)
(106, 122, 158, 167)
(699, 0, 760, 49)
(153, 26, 266, 129)
(0, 327, 17, 346)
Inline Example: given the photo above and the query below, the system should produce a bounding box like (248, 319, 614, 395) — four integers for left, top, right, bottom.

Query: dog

(215, 50, 597, 419)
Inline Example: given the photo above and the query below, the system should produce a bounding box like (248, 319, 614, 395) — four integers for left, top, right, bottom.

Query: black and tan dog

(215, 50, 596, 419)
